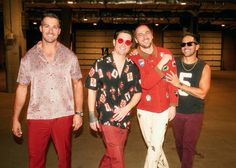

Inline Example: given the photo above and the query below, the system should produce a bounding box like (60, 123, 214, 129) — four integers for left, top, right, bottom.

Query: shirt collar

(36, 41, 62, 63)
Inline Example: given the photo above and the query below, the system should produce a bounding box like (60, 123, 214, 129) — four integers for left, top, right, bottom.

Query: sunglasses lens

(117, 38, 131, 46)
(187, 42, 193, 46)
(125, 40, 132, 46)
(117, 38, 124, 44)
(180, 43, 186, 47)
(180, 42, 196, 47)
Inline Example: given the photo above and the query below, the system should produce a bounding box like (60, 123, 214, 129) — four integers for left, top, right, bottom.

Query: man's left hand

(112, 107, 130, 122)
(129, 49, 138, 56)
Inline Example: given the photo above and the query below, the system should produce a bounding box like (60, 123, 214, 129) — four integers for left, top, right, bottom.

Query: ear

(58, 27, 61, 35)
(39, 25, 42, 33)
(196, 44, 200, 51)
(113, 39, 116, 47)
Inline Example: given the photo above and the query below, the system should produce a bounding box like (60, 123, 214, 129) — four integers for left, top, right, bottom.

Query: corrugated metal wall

(76, 29, 222, 70)
(75, 30, 115, 69)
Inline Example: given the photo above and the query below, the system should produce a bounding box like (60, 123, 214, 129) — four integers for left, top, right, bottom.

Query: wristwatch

(75, 112, 83, 117)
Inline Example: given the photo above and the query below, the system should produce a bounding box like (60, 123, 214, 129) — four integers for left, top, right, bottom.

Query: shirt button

(146, 95, 151, 101)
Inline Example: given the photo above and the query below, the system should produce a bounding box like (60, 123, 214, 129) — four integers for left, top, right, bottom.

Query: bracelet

(89, 111, 98, 123)
(75, 112, 83, 117)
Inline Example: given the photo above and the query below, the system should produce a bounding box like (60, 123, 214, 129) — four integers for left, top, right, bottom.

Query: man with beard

(129, 24, 178, 168)
(166, 33, 211, 168)
(12, 13, 83, 168)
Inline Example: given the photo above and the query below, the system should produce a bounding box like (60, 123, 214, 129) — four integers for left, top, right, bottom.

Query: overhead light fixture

(67, 1, 74, 4)
(93, 23, 97, 26)
(33, 21, 37, 25)
(221, 24, 225, 27)
(155, 23, 159, 26)
(83, 18, 88, 22)
(180, 2, 187, 5)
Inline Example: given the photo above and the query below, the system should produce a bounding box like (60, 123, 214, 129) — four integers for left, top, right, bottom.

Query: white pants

(137, 109, 169, 168)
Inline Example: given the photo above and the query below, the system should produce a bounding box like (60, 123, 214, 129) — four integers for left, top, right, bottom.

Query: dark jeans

(172, 113, 203, 168)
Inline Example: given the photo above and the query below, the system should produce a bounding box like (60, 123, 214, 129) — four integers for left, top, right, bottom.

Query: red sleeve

(167, 58, 179, 106)
(129, 55, 164, 90)
(158, 48, 178, 106)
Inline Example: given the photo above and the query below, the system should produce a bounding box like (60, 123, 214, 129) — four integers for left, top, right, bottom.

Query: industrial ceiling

(3, 0, 236, 29)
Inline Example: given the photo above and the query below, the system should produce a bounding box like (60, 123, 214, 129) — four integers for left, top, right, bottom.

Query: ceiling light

(67, 1, 74, 4)
(180, 2, 187, 5)
(221, 24, 225, 27)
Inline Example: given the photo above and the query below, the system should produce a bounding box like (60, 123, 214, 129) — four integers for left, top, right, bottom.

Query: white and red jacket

(129, 45, 178, 113)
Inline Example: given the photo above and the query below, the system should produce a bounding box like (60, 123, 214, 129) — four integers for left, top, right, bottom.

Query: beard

(139, 41, 152, 49)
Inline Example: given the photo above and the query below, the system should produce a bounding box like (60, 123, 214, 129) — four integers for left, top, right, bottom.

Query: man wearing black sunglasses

(166, 33, 211, 168)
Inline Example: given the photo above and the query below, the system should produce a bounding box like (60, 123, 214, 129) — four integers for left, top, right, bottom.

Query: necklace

(181, 59, 198, 72)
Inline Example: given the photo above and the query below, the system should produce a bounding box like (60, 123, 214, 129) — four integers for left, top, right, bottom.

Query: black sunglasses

(180, 41, 197, 47)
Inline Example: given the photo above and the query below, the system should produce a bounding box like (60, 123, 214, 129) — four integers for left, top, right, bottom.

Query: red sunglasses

(117, 38, 132, 46)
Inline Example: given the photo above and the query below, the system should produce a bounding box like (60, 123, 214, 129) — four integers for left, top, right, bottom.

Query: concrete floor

(0, 70, 236, 168)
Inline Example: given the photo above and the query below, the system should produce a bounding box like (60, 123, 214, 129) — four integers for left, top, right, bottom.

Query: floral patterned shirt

(17, 42, 82, 119)
(85, 54, 142, 129)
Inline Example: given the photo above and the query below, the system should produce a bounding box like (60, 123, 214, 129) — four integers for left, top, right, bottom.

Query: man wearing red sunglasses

(85, 29, 142, 168)
(166, 33, 211, 168)
(129, 24, 178, 168)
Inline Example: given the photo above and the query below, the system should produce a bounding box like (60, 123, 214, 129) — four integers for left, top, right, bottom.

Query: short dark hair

(183, 32, 200, 44)
(41, 12, 61, 27)
(113, 29, 133, 41)
(134, 24, 153, 37)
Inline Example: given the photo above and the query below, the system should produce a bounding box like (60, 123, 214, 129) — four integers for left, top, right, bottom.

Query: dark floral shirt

(85, 54, 142, 129)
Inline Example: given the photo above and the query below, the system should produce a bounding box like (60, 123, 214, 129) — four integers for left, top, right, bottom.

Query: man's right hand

(12, 120, 23, 137)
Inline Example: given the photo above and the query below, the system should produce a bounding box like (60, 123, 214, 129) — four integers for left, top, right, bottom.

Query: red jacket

(129, 45, 178, 113)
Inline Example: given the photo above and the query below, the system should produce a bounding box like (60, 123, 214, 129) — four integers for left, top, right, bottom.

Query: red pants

(27, 115, 73, 168)
(99, 125, 128, 168)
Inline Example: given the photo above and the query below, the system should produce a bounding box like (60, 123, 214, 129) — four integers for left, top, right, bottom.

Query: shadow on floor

(0, 70, 236, 168)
